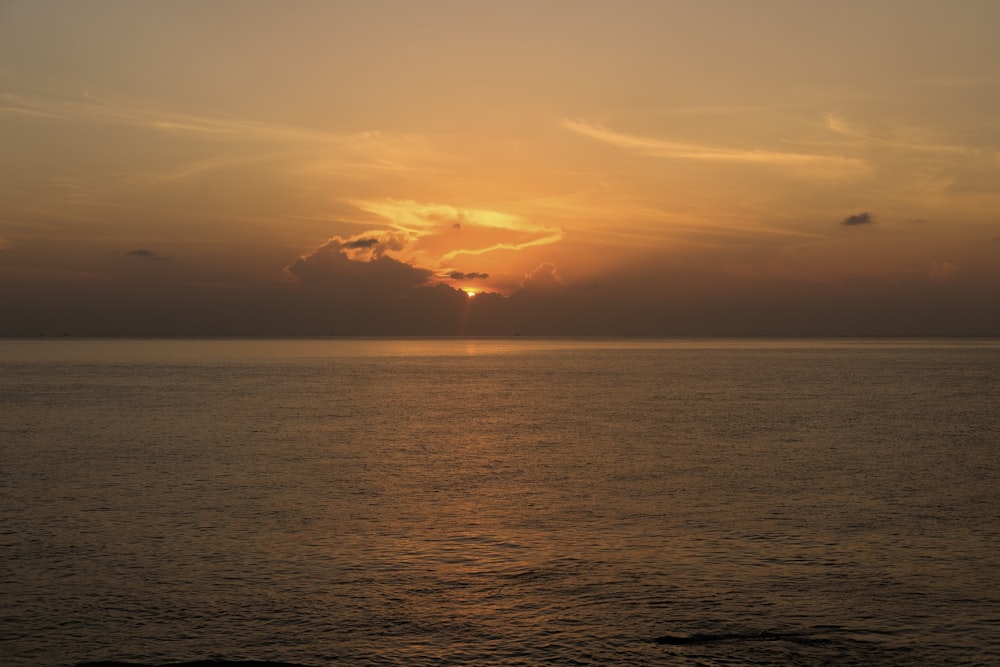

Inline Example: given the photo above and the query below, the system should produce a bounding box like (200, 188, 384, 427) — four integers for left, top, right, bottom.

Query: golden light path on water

(2, 338, 998, 666)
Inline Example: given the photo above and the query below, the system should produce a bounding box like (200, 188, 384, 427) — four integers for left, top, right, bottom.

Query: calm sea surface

(1, 338, 998, 666)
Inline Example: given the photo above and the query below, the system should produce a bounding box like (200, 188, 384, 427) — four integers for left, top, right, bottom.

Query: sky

(2, 0, 999, 336)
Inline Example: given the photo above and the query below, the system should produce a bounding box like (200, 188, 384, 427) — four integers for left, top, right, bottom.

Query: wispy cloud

(911, 75, 997, 89)
(439, 234, 564, 260)
(2, 91, 333, 143)
(0, 90, 431, 174)
(1, 89, 445, 227)
(564, 119, 867, 171)
(0, 93, 63, 120)
(0, 266, 109, 283)
(354, 198, 564, 260)
(353, 200, 526, 236)
(824, 113, 975, 155)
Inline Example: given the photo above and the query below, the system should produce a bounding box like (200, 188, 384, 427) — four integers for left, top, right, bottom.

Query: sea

(1, 338, 998, 667)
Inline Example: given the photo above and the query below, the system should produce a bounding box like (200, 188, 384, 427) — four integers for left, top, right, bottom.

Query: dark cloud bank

(4, 243, 999, 337)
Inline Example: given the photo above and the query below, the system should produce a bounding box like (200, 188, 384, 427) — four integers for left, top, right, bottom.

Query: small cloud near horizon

(342, 237, 380, 249)
(448, 271, 490, 280)
(841, 212, 874, 226)
(127, 248, 157, 257)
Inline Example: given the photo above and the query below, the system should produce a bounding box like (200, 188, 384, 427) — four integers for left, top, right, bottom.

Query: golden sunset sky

(2, 1, 998, 335)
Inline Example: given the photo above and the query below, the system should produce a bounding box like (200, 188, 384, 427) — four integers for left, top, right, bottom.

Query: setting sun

(463, 289, 477, 298)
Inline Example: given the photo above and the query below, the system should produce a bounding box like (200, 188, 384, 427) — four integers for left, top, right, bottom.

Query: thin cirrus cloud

(353, 198, 564, 261)
(353, 200, 527, 237)
(2, 91, 337, 143)
(1, 90, 430, 175)
(823, 113, 974, 155)
(563, 119, 868, 173)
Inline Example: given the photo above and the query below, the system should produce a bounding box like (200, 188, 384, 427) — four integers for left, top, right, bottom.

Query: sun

(463, 288, 477, 298)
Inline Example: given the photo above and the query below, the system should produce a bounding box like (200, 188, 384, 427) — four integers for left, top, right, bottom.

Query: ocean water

(1, 338, 998, 667)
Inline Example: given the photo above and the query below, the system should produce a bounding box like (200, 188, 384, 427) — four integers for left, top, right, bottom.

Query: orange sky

(2, 1, 999, 335)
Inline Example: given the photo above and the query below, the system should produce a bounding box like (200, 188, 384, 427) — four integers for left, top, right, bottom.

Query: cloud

(343, 237, 380, 249)
(824, 112, 974, 155)
(440, 234, 564, 261)
(1, 91, 432, 177)
(448, 271, 490, 280)
(315, 230, 412, 261)
(518, 263, 566, 293)
(356, 199, 536, 236)
(127, 248, 156, 257)
(285, 233, 433, 296)
(285, 197, 565, 302)
(278, 235, 496, 335)
(1, 91, 346, 145)
(352, 198, 564, 264)
(564, 119, 867, 172)
(841, 212, 874, 226)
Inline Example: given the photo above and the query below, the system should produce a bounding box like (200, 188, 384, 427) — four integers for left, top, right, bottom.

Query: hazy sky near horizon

(2, 1, 999, 335)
